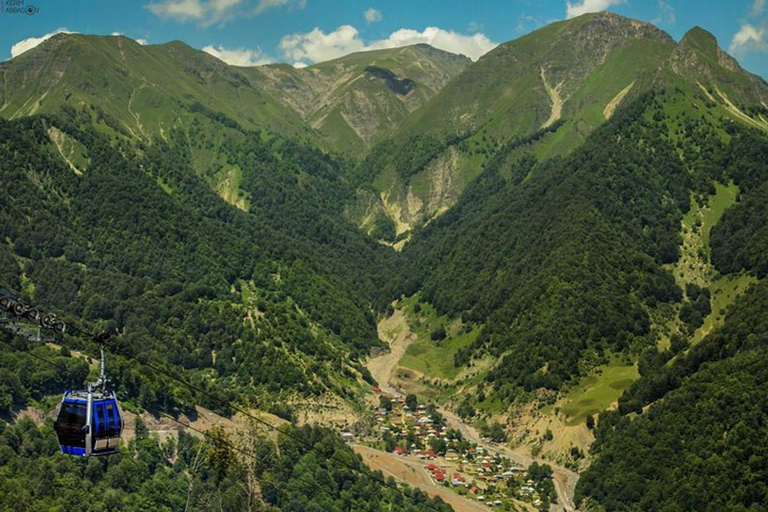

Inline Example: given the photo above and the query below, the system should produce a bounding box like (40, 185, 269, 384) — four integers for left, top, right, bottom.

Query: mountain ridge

(2, 13, 768, 510)
(349, 12, 768, 241)
(0, 33, 470, 153)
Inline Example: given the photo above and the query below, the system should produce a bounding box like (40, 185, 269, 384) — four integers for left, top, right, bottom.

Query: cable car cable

(19, 346, 443, 511)
(2, 287, 449, 512)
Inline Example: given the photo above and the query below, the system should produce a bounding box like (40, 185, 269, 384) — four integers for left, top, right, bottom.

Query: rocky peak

(671, 26, 743, 76)
(572, 11, 675, 44)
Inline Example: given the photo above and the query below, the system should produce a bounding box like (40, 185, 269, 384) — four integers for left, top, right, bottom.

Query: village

(353, 391, 556, 511)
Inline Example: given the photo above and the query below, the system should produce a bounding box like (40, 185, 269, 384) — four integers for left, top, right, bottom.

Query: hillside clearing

(603, 81, 635, 119)
(667, 181, 755, 345)
(397, 295, 480, 381)
(540, 68, 565, 129)
(559, 362, 639, 426)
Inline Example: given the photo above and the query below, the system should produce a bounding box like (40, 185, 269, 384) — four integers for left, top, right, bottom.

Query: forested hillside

(0, 108, 403, 414)
(575, 281, 768, 511)
(0, 411, 451, 512)
(2, 9, 768, 512)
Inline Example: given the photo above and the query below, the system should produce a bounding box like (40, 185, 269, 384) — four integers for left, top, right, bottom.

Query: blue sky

(0, 0, 766, 77)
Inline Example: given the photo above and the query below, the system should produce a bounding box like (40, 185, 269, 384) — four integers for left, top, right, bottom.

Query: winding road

(368, 312, 580, 511)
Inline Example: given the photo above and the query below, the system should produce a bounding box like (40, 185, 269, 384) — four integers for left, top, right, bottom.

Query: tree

(485, 422, 507, 443)
(135, 417, 149, 441)
(430, 325, 447, 341)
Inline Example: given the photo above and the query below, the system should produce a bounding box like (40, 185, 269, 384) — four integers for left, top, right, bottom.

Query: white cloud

(280, 25, 364, 62)
(202, 44, 273, 66)
(252, 0, 305, 16)
(730, 23, 768, 53)
(111, 32, 149, 45)
(753, 0, 766, 16)
(292, 61, 308, 68)
(145, 0, 302, 25)
(364, 8, 382, 23)
(10, 28, 76, 59)
(565, 0, 623, 19)
(280, 25, 497, 63)
(653, 0, 676, 26)
(146, 0, 208, 21)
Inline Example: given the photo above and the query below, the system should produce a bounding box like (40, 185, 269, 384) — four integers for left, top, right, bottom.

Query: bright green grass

(691, 272, 756, 345)
(214, 165, 249, 212)
(560, 362, 639, 426)
(396, 295, 480, 380)
(670, 182, 733, 286)
(700, 182, 738, 253)
(156, 176, 173, 195)
(664, 181, 754, 346)
(675, 181, 737, 273)
(408, 168, 432, 201)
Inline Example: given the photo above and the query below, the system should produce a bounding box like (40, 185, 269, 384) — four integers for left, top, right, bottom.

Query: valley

(1, 8, 768, 512)
(365, 302, 579, 511)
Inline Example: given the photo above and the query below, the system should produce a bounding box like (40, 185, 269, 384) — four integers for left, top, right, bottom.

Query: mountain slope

(0, 35, 469, 154)
(0, 34, 308, 140)
(403, 93, 685, 396)
(351, 14, 768, 239)
(0, 109, 404, 411)
(401, 13, 674, 144)
(246, 44, 471, 152)
(576, 280, 768, 511)
(395, 19, 768, 400)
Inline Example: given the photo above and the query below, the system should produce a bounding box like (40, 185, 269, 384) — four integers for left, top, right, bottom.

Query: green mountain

(2, 11, 768, 512)
(0, 109, 403, 412)
(0, 34, 470, 215)
(0, 34, 307, 139)
(245, 44, 471, 152)
(395, 15, 768, 399)
(576, 279, 768, 511)
(0, 34, 469, 154)
(351, 13, 768, 238)
(402, 13, 673, 143)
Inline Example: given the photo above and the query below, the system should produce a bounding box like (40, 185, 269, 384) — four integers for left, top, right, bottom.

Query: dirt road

(369, 308, 416, 397)
(440, 409, 578, 511)
(355, 445, 491, 512)
(368, 312, 580, 511)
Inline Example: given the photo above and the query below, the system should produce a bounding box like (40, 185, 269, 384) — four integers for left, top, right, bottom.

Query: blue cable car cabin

(54, 388, 124, 456)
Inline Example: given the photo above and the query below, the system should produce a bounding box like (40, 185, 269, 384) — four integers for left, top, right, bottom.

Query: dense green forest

(2, 12, 768, 511)
(570, 110, 768, 510)
(710, 132, 768, 277)
(0, 109, 402, 413)
(0, 414, 451, 512)
(403, 92, 690, 397)
(0, 321, 450, 511)
(575, 281, 768, 511)
(399, 86, 768, 403)
(0, 108, 451, 509)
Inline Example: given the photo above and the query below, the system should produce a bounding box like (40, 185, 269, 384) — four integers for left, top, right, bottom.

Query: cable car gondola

(53, 346, 124, 456)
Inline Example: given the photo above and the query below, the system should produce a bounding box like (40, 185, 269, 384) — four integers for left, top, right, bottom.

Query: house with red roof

(394, 446, 410, 456)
